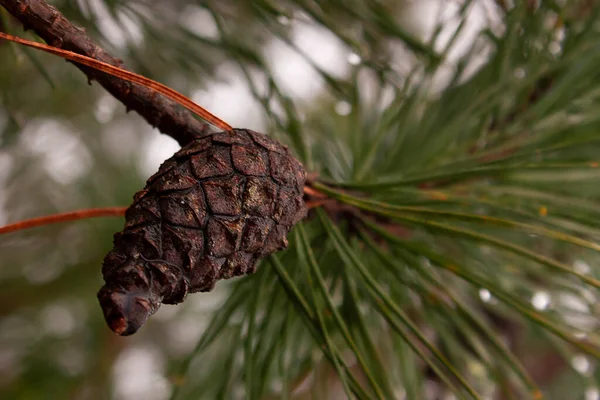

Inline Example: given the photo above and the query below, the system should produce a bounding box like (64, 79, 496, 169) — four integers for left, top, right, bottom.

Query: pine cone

(98, 129, 307, 335)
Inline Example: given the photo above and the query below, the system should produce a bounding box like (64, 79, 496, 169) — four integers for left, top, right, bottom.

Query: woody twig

(0, 0, 211, 146)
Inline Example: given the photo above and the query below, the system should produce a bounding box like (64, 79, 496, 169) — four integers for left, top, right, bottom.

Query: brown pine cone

(98, 129, 307, 335)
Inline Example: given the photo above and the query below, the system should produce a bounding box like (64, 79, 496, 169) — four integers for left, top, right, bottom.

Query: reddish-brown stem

(0, 183, 325, 234)
(306, 199, 328, 209)
(0, 207, 127, 235)
(304, 186, 328, 199)
(0, 32, 232, 132)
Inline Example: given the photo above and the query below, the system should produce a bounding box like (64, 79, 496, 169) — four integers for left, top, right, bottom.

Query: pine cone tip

(98, 285, 160, 335)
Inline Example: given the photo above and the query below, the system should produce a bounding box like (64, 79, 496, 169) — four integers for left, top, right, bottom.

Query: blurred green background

(1, 1, 599, 399)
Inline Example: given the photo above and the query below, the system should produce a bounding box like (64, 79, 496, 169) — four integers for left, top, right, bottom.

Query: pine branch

(0, 0, 208, 147)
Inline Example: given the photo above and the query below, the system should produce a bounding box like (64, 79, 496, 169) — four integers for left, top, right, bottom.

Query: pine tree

(0, 1, 599, 399)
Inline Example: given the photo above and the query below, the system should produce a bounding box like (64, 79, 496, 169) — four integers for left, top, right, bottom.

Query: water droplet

(514, 68, 526, 79)
(572, 354, 591, 375)
(574, 260, 591, 274)
(479, 289, 491, 303)
(549, 41, 562, 56)
(394, 388, 407, 399)
(335, 101, 352, 116)
(342, 349, 357, 366)
(311, 348, 323, 361)
(358, 302, 370, 315)
(531, 291, 550, 310)
(277, 15, 290, 25)
(347, 52, 361, 65)
(270, 379, 283, 392)
(574, 331, 588, 340)
(586, 387, 599, 400)
(232, 384, 246, 400)
(480, 246, 492, 255)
